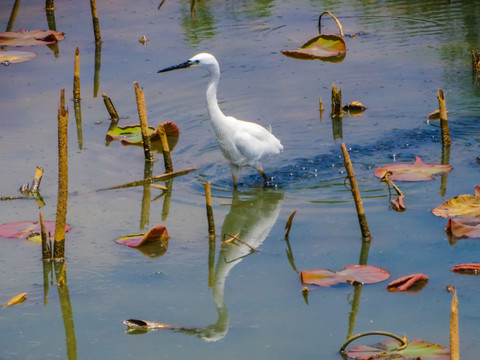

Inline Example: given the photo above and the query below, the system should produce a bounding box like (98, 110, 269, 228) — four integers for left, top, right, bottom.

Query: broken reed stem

(89, 0, 102, 44)
(54, 89, 69, 259)
(102, 93, 120, 122)
(340, 143, 371, 240)
(157, 124, 173, 173)
(331, 83, 343, 118)
(30, 166, 44, 194)
(45, 0, 55, 11)
(438, 89, 451, 147)
(7, 0, 21, 32)
(319, 96, 324, 114)
(73, 47, 80, 101)
(204, 181, 216, 238)
(450, 290, 459, 360)
(134, 81, 154, 161)
(472, 49, 480, 74)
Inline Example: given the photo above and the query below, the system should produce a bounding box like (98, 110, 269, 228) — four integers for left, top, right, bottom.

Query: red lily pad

(347, 338, 449, 359)
(387, 273, 428, 293)
(281, 34, 346, 62)
(115, 224, 169, 258)
(301, 265, 390, 287)
(374, 156, 452, 181)
(0, 29, 65, 46)
(433, 185, 480, 218)
(0, 220, 70, 240)
(106, 121, 179, 152)
(451, 263, 480, 275)
(0, 50, 36, 65)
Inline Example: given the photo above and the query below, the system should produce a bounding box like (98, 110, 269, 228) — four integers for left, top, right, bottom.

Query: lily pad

(347, 338, 450, 359)
(115, 224, 169, 258)
(281, 11, 346, 63)
(106, 121, 179, 152)
(374, 156, 452, 181)
(301, 265, 390, 287)
(0, 50, 36, 65)
(387, 273, 428, 293)
(0, 29, 65, 46)
(0, 220, 71, 240)
(445, 217, 480, 239)
(343, 101, 367, 116)
(1, 292, 27, 308)
(433, 185, 480, 218)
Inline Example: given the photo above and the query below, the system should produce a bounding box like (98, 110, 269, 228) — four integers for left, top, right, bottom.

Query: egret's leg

(258, 169, 269, 182)
(230, 164, 239, 189)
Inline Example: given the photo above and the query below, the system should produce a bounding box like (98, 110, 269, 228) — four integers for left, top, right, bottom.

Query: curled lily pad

(106, 121, 179, 152)
(433, 185, 480, 218)
(301, 265, 390, 287)
(375, 156, 452, 181)
(445, 217, 480, 240)
(281, 11, 346, 62)
(0, 29, 65, 46)
(387, 273, 428, 293)
(1, 292, 27, 308)
(0, 50, 36, 65)
(451, 263, 480, 275)
(343, 101, 367, 116)
(115, 224, 169, 258)
(0, 220, 70, 240)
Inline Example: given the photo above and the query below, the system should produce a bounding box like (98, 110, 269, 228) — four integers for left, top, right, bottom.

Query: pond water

(1, 0, 480, 358)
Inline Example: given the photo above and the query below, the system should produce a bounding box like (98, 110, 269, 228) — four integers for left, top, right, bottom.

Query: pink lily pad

(451, 263, 480, 275)
(0, 29, 65, 46)
(0, 50, 36, 65)
(374, 156, 452, 181)
(446, 217, 480, 239)
(115, 224, 169, 258)
(282, 34, 346, 62)
(301, 265, 390, 287)
(0, 220, 70, 239)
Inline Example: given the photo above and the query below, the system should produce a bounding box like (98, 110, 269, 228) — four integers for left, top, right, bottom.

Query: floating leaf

(0, 29, 65, 46)
(301, 265, 390, 287)
(433, 185, 480, 218)
(451, 263, 480, 275)
(123, 319, 174, 329)
(0, 220, 70, 239)
(387, 273, 428, 293)
(347, 338, 450, 359)
(1, 293, 27, 308)
(106, 121, 179, 152)
(374, 156, 452, 181)
(0, 50, 36, 65)
(445, 217, 480, 239)
(343, 101, 367, 116)
(281, 11, 346, 63)
(115, 224, 169, 258)
(427, 109, 448, 121)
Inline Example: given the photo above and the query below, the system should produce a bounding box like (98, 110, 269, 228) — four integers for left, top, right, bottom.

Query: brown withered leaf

(451, 263, 480, 275)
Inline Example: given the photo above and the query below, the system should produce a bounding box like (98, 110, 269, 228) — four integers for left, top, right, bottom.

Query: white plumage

(158, 53, 283, 188)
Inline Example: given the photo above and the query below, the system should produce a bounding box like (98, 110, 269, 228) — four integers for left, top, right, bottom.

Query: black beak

(158, 60, 194, 73)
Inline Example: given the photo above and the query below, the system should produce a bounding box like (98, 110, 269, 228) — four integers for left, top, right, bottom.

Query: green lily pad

(347, 338, 449, 359)
(282, 34, 346, 62)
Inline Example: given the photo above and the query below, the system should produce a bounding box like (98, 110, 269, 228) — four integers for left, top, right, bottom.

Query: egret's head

(158, 53, 218, 74)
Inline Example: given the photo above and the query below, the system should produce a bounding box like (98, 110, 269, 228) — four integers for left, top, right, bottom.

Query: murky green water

(1, 0, 480, 358)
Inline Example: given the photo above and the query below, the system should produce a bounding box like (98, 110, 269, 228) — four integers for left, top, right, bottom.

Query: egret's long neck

(205, 67, 225, 128)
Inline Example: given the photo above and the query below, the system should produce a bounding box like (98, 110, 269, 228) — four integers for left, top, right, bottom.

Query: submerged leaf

(0, 220, 70, 239)
(387, 273, 428, 293)
(347, 338, 450, 359)
(282, 34, 346, 62)
(0, 50, 36, 65)
(451, 263, 480, 275)
(433, 185, 480, 218)
(375, 156, 452, 181)
(0, 29, 65, 46)
(115, 224, 169, 258)
(1, 293, 27, 308)
(301, 265, 390, 287)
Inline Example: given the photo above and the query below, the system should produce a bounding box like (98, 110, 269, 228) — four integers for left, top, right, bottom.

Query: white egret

(158, 53, 283, 188)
